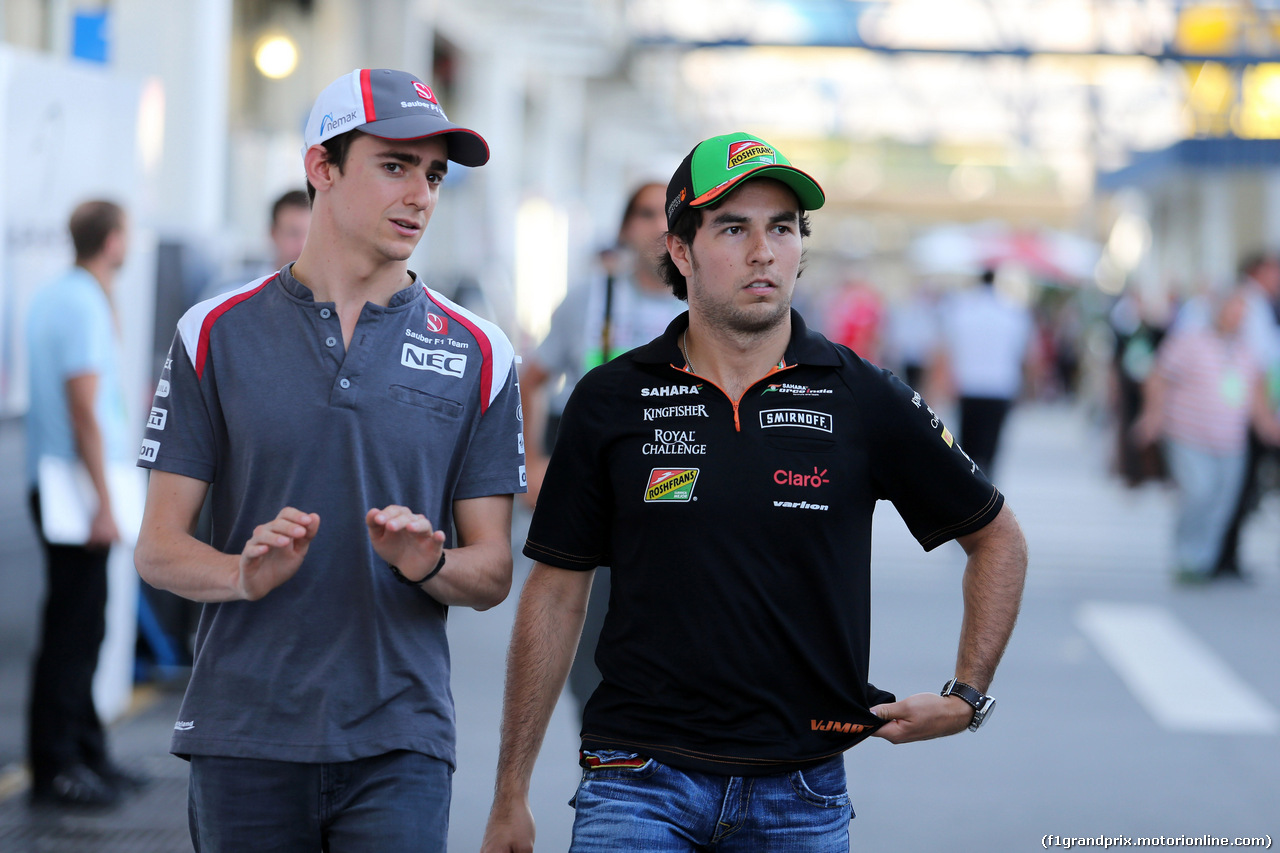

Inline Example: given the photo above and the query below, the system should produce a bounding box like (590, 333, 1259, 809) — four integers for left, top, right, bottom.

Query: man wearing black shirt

(483, 132, 1028, 852)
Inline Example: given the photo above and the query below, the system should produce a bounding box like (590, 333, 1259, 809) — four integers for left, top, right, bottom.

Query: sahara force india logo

(726, 140, 775, 169)
(644, 468, 699, 502)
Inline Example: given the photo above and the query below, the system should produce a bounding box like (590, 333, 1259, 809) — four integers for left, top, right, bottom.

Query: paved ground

(1, 402, 1277, 851)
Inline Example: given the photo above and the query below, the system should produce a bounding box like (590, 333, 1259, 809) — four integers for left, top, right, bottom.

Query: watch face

(970, 697, 996, 731)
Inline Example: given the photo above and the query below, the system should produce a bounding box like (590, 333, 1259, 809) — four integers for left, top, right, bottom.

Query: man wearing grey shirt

(135, 69, 524, 851)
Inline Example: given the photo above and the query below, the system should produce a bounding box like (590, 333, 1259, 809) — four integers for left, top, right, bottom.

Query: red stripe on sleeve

(426, 290, 494, 414)
(195, 277, 276, 379)
(360, 69, 377, 121)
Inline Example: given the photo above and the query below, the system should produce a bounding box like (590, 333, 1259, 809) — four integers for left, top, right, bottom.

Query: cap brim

(692, 164, 825, 212)
(360, 115, 491, 167)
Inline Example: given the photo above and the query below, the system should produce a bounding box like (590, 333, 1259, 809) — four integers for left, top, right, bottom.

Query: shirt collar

(632, 309, 842, 368)
(277, 263, 424, 309)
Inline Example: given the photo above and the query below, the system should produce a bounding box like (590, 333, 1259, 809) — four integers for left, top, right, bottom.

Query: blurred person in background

(826, 272, 884, 364)
(482, 132, 1026, 853)
(518, 182, 684, 715)
(936, 267, 1034, 480)
(1134, 286, 1280, 585)
(198, 189, 311, 304)
(24, 200, 146, 808)
(1191, 255, 1280, 579)
(1109, 285, 1171, 487)
(885, 282, 940, 392)
(520, 182, 682, 497)
(134, 69, 523, 851)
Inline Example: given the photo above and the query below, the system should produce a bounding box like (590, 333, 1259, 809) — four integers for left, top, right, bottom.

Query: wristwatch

(940, 678, 996, 732)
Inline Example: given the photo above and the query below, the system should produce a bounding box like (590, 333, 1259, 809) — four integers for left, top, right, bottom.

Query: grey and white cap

(302, 68, 489, 167)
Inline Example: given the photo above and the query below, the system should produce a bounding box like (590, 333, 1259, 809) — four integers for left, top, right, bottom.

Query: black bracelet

(388, 551, 446, 587)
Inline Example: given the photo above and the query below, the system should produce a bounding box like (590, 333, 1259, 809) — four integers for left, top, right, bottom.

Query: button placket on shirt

(315, 303, 354, 405)
(328, 306, 382, 408)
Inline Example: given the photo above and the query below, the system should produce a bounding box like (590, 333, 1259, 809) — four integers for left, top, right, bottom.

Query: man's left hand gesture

(870, 693, 974, 744)
(366, 505, 445, 583)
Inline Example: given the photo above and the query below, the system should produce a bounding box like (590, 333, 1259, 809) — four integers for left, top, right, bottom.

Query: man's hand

(870, 693, 974, 744)
(366, 505, 445, 581)
(480, 798, 536, 853)
(1131, 413, 1162, 448)
(87, 505, 120, 550)
(236, 508, 319, 601)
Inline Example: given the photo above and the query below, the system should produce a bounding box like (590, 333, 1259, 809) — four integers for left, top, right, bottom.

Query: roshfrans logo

(644, 468, 699, 502)
(727, 140, 775, 169)
(320, 111, 360, 135)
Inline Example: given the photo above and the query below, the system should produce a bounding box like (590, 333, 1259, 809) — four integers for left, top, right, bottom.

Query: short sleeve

(522, 372, 613, 570)
(136, 332, 221, 481)
(866, 370, 1004, 551)
(58, 298, 111, 380)
(453, 359, 528, 500)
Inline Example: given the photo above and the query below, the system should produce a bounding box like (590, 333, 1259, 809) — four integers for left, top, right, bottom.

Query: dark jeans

(1215, 430, 1279, 574)
(188, 751, 452, 852)
(569, 751, 852, 852)
(27, 490, 110, 787)
(958, 396, 1013, 479)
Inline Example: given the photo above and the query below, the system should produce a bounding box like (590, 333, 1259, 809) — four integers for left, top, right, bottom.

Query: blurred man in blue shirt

(25, 199, 140, 807)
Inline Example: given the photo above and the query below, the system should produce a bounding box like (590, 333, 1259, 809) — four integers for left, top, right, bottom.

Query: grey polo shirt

(138, 266, 525, 766)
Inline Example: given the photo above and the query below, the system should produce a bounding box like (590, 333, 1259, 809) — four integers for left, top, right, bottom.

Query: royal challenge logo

(644, 468, 699, 502)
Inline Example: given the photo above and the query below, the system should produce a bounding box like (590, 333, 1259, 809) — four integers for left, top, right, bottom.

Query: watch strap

(388, 551, 446, 587)
(940, 678, 984, 710)
(941, 678, 994, 732)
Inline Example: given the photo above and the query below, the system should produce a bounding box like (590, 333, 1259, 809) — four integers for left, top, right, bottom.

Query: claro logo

(775, 467, 828, 488)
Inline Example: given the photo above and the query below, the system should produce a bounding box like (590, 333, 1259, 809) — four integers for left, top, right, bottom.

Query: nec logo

(401, 343, 467, 377)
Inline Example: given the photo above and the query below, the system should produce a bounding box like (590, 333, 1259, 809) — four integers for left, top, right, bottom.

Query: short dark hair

(658, 202, 811, 301)
(305, 130, 363, 203)
(272, 189, 311, 223)
(1238, 250, 1274, 281)
(617, 181, 665, 240)
(69, 200, 125, 263)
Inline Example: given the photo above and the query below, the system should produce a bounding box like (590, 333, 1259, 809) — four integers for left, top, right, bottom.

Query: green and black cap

(664, 131, 825, 230)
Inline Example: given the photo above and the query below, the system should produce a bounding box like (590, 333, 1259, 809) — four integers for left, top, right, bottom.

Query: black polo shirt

(524, 310, 1003, 776)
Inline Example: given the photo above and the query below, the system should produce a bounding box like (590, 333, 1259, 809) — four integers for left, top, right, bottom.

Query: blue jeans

(1165, 439, 1248, 576)
(188, 750, 451, 852)
(569, 751, 853, 852)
